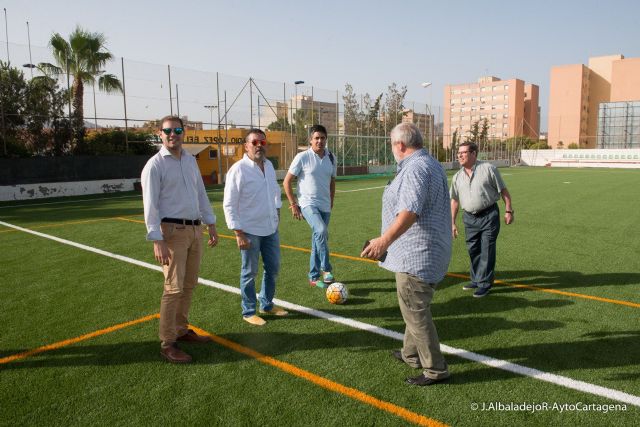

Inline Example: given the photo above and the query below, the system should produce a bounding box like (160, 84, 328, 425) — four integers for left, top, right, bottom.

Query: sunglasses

(249, 139, 267, 146)
(161, 127, 184, 135)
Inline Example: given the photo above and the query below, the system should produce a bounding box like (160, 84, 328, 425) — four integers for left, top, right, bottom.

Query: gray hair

(390, 122, 423, 149)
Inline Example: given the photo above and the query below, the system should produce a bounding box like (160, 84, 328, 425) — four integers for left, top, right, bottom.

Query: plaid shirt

(379, 149, 452, 283)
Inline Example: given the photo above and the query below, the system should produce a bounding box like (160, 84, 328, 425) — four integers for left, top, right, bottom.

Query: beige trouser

(159, 223, 203, 349)
(396, 272, 449, 380)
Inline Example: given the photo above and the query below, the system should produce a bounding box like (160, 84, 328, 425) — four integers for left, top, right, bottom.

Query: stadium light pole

(204, 105, 217, 130)
(421, 82, 433, 155)
(294, 80, 304, 154)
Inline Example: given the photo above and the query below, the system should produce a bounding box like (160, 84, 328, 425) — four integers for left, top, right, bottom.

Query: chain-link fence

(1, 39, 539, 170)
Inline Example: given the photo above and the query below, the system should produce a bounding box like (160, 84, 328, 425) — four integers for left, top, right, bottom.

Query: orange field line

(0, 311, 446, 426)
(190, 325, 447, 427)
(113, 217, 639, 309)
(0, 313, 159, 365)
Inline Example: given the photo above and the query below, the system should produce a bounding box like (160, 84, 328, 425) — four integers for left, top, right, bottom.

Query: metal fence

(1, 39, 537, 169)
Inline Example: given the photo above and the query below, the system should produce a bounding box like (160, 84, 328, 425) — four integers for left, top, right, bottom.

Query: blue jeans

(240, 231, 280, 317)
(301, 205, 332, 280)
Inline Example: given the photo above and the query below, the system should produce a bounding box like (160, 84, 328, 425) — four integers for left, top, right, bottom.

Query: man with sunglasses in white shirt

(141, 115, 218, 363)
(223, 128, 288, 326)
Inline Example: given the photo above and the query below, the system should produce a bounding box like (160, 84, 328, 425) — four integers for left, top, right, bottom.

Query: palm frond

(49, 33, 71, 69)
(98, 74, 123, 94)
(37, 62, 64, 79)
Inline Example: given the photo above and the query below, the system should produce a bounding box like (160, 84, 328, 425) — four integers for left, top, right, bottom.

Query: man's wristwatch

(505, 210, 514, 214)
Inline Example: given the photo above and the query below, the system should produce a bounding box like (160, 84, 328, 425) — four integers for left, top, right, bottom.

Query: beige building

(402, 109, 434, 142)
(444, 76, 539, 148)
(548, 55, 640, 149)
(260, 96, 339, 135)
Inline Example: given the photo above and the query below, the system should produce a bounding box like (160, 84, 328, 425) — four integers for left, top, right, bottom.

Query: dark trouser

(463, 204, 500, 289)
(396, 272, 449, 380)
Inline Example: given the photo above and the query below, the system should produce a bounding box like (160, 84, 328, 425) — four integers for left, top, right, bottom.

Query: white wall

(0, 179, 140, 201)
(520, 149, 640, 168)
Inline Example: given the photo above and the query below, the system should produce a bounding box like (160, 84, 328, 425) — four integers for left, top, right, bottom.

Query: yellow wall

(183, 129, 293, 183)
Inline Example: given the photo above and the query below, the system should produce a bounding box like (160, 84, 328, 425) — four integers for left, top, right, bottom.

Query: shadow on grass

(0, 340, 246, 370)
(447, 270, 640, 293)
(475, 330, 640, 374)
(3, 328, 638, 386)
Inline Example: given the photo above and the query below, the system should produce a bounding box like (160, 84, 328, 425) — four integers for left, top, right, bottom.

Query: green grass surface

(1, 167, 639, 426)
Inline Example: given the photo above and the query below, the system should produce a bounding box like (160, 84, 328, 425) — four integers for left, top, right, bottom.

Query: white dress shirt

(141, 146, 216, 241)
(223, 154, 282, 236)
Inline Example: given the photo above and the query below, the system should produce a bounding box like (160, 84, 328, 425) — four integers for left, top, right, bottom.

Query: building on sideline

(548, 55, 640, 149)
(443, 76, 540, 148)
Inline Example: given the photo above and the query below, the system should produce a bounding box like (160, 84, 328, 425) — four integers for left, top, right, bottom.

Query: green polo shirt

(450, 161, 506, 213)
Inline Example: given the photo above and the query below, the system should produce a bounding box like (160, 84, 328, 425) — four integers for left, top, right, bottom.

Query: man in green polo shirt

(450, 142, 514, 298)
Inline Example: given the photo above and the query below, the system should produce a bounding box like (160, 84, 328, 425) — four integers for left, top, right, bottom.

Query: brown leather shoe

(160, 345, 192, 364)
(177, 329, 213, 343)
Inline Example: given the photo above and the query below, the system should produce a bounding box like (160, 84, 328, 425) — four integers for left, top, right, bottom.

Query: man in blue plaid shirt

(362, 123, 452, 386)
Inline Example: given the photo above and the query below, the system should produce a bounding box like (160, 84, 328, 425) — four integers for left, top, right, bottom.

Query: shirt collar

(308, 147, 327, 157)
(397, 148, 425, 171)
(159, 145, 185, 158)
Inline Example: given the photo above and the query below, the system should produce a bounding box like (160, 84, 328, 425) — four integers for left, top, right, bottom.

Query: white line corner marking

(1, 219, 638, 408)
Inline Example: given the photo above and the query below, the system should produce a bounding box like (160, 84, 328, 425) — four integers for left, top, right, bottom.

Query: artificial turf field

(1, 166, 639, 426)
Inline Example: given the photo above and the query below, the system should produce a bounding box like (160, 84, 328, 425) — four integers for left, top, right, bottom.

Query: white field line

(336, 186, 386, 193)
(1, 219, 639, 408)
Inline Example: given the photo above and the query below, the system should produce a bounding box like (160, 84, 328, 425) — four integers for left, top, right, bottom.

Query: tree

(465, 120, 480, 143)
(383, 83, 407, 127)
(39, 26, 122, 153)
(25, 74, 70, 155)
(342, 83, 359, 135)
(480, 118, 489, 143)
(0, 62, 70, 157)
(266, 116, 290, 131)
(0, 61, 27, 149)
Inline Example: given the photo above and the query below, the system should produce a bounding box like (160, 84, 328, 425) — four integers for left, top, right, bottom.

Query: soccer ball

(326, 282, 349, 305)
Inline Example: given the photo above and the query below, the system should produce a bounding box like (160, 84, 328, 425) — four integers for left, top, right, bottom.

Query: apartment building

(260, 96, 339, 136)
(444, 76, 539, 148)
(548, 55, 640, 149)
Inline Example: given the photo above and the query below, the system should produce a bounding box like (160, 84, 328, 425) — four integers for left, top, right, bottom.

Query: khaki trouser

(159, 223, 203, 349)
(396, 272, 449, 380)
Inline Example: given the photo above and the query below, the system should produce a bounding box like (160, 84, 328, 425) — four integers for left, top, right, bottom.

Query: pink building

(548, 55, 640, 149)
(443, 76, 539, 148)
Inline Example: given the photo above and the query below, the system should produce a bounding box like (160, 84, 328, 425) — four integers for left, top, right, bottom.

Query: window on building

(209, 149, 218, 159)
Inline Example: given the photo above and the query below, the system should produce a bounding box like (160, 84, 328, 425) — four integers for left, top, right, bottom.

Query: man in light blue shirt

(283, 125, 337, 288)
(362, 123, 451, 386)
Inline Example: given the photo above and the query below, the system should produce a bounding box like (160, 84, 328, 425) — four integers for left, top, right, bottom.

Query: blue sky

(2, 0, 640, 131)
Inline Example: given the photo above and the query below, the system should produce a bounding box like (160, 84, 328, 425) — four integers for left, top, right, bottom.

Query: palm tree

(39, 26, 122, 152)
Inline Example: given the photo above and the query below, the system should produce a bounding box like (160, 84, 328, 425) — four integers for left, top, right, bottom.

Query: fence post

(121, 57, 129, 153)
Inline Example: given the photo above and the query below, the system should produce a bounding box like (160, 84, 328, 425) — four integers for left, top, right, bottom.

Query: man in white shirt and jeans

(141, 115, 218, 364)
(223, 129, 288, 326)
(283, 124, 337, 288)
